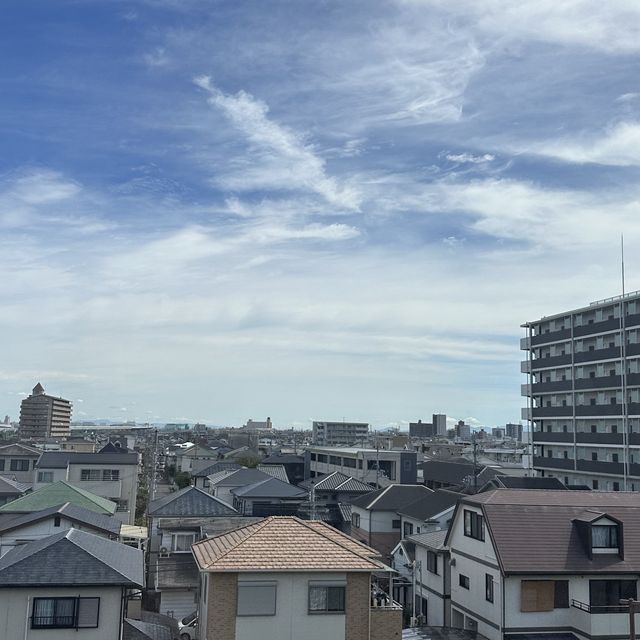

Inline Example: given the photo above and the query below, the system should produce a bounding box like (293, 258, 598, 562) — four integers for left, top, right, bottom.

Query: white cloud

(403, 0, 640, 53)
(527, 121, 640, 166)
(446, 153, 495, 164)
(194, 76, 361, 211)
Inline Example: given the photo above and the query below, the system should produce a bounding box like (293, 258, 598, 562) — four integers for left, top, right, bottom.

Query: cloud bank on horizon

(1, 0, 640, 427)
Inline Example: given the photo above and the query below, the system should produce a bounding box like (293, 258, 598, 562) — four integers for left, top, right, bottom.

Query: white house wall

(0, 586, 123, 640)
(414, 545, 449, 627)
(234, 572, 347, 640)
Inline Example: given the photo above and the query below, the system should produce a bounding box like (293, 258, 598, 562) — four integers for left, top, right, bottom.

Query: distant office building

(409, 414, 447, 438)
(455, 420, 471, 439)
(505, 422, 523, 441)
(312, 421, 369, 446)
(522, 291, 640, 491)
(491, 427, 505, 439)
(19, 382, 72, 439)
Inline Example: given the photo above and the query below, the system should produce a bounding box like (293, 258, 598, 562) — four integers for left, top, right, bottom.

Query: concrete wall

(370, 607, 402, 640)
(0, 586, 122, 640)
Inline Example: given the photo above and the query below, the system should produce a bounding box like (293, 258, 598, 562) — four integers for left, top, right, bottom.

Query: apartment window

(427, 551, 438, 574)
(237, 582, 277, 616)
(172, 533, 196, 552)
(612, 424, 618, 433)
(31, 597, 100, 629)
(80, 469, 100, 481)
(563, 451, 568, 459)
(459, 575, 470, 589)
(590, 398, 597, 406)
(392, 519, 401, 530)
(591, 424, 597, 433)
(0, 460, 4, 471)
(611, 397, 617, 405)
(308, 584, 346, 613)
(485, 574, 494, 603)
(10, 459, 29, 472)
(37, 471, 54, 483)
(404, 522, 414, 537)
(116, 499, 129, 512)
(317, 454, 327, 463)
(352, 513, 361, 528)
(613, 482, 620, 492)
(343, 457, 356, 468)
(591, 452, 598, 461)
(310, 453, 316, 461)
(102, 469, 120, 481)
(329, 456, 341, 465)
(589, 580, 636, 613)
(593, 480, 599, 490)
(612, 454, 619, 463)
(562, 424, 568, 432)
(521, 581, 568, 612)
(463, 510, 485, 541)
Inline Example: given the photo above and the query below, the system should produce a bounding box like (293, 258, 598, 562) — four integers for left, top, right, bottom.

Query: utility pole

(473, 435, 479, 493)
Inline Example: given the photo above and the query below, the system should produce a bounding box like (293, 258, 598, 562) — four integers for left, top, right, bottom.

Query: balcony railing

(571, 599, 628, 614)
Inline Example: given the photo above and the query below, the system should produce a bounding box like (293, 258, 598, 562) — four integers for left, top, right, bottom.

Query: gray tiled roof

(261, 453, 304, 464)
(231, 477, 307, 499)
(210, 467, 272, 487)
(149, 486, 238, 517)
(37, 451, 139, 468)
(192, 461, 241, 477)
(257, 464, 289, 483)
(299, 472, 373, 493)
(350, 484, 434, 511)
(0, 501, 121, 535)
(397, 489, 460, 521)
(0, 528, 143, 586)
(0, 476, 31, 495)
(407, 529, 448, 551)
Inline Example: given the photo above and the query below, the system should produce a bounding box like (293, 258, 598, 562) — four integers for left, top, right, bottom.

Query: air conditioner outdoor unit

(159, 546, 170, 557)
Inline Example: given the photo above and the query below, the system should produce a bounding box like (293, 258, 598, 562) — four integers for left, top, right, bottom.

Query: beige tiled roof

(192, 516, 385, 572)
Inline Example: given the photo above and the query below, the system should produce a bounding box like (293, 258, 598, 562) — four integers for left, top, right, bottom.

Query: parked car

(178, 611, 198, 640)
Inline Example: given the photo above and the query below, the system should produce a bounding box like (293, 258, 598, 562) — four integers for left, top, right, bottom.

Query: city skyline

(2, 1, 640, 426)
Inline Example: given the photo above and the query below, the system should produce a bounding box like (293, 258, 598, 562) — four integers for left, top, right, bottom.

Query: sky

(1, 1, 640, 429)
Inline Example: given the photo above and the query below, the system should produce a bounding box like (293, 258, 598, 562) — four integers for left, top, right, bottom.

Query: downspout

(119, 587, 125, 640)
(23, 595, 30, 640)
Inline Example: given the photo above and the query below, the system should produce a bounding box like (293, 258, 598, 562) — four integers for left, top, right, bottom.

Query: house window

(459, 575, 470, 590)
(392, 519, 401, 530)
(427, 551, 438, 574)
(590, 580, 637, 613)
(343, 457, 356, 468)
(521, 581, 569, 612)
(404, 522, 413, 537)
(172, 533, 196, 552)
(463, 510, 485, 541)
(592, 524, 619, 549)
(102, 469, 120, 481)
(37, 471, 54, 483)
(116, 500, 129, 512)
(237, 582, 277, 616)
(0, 460, 4, 471)
(352, 513, 361, 528)
(54, 516, 61, 528)
(308, 584, 346, 613)
(31, 597, 100, 629)
(486, 574, 494, 603)
(80, 469, 101, 481)
(10, 459, 30, 472)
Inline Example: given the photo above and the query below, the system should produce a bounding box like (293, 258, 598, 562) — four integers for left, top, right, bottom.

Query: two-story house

(192, 516, 403, 640)
(147, 485, 240, 620)
(0, 443, 41, 483)
(0, 502, 122, 556)
(396, 488, 460, 538)
(207, 468, 275, 504)
(231, 477, 307, 516)
(33, 451, 139, 523)
(446, 489, 640, 640)
(0, 528, 143, 640)
(350, 484, 435, 560)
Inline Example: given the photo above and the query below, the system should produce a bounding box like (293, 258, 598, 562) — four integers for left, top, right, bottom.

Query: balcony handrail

(590, 290, 640, 306)
(571, 599, 628, 614)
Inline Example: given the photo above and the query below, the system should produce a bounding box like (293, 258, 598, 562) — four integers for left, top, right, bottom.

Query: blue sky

(2, 0, 640, 428)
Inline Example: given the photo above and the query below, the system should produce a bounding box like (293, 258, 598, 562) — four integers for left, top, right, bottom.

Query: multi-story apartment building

(18, 383, 72, 439)
(305, 446, 418, 486)
(312, 421, 369, 446)
(522, 291, 640, 490)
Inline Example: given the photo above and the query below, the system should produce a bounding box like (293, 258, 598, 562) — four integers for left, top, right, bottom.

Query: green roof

(0, 481, 117, 515)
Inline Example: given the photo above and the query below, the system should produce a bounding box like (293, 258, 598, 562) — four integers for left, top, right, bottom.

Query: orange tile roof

(192, 516, 385, 572)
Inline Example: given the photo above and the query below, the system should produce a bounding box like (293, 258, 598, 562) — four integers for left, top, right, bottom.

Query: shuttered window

(520, 581, 555, 612)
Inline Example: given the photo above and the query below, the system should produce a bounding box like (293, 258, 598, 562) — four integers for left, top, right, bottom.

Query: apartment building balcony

(521, 407, 531, 421)
(533, 431, 573, 443)
(530, 354, 573, 370)
(531, 380, 572, 393)
(575, 375, 621, 390)
(532, 406, 574, 418)
(533, 456, 575, 470)
(575, 404, 623, 416)
(520, 336, 531, 350)
(575, 459, 624, 475)
(576, 432, 623, 445)
(573, 317, 621, 337)
(521, 360, 531, 374)
(530, 327, 572, 347)
(574, 346, 621, 363)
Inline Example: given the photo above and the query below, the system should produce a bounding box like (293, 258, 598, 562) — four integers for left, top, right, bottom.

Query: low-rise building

(312, 421, 369, 446)
(446, 489, 640, 640)
(0, 443, 41, 484)
(0, 528, 143, 640)
(231, 477, 307, 516)
(192, 516, 402, 640)
(33, 451, 139, 523)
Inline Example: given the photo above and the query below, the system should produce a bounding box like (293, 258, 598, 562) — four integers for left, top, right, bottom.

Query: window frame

(237, 581, 278, 617)
(80, 468, 101, 481)
(459, 574, 470, 590)
(427, 550, 438, 575)
(485, 574, 494, 603)
(463, 509, 485, 541)
(31, 597, 100, 629)
(10, 459, 30, 472)
(308, 584, 346, 614)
